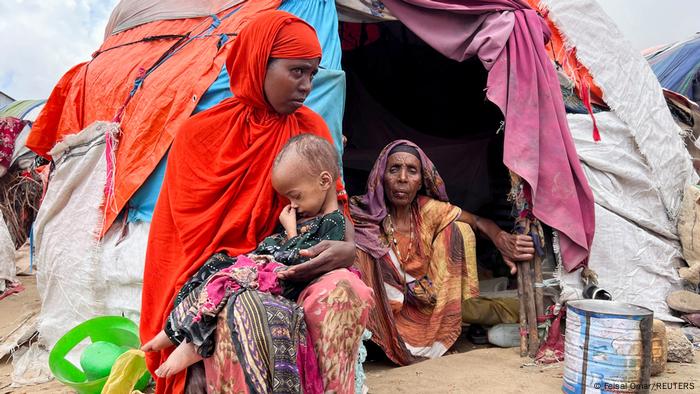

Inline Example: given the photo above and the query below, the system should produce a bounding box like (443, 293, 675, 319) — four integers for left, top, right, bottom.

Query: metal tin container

(563, 300, 653, 393)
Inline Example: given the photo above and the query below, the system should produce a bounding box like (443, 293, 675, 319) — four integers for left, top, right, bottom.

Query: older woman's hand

(494, 232, 535, 274)
(277, 240, 355, 282)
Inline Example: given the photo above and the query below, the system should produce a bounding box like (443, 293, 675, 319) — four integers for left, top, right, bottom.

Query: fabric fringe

(528, 0, 601, 142)
(102, 125, 121, 236)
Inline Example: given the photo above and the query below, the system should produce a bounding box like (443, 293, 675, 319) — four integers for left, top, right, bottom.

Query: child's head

(272, 134, 340, 218)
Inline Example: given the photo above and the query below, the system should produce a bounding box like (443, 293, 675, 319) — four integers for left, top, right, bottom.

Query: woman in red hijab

(141, 10, 373, 393)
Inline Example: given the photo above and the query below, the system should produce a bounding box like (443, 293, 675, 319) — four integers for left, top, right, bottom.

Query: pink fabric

(197, 254, 284, 321)
(202, 268, 373, 393)
(297, 334, 324, 394)
(0, 117, 27, 170)
(381, 0, 595, 271)
(536, 306, 565, 364)
(298, 269, 374, 394)
(0, 282, 24, 301)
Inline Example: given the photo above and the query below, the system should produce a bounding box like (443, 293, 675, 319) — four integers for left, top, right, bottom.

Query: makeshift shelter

(0, 91, 13, 108)
(533, 0, 697, 321)
(0, 99, 46, 299)
(0, 99, 46, 172)
(644, 33, 700, 175)
(646, 33, 700, 105)
(22, 0, 697, 381)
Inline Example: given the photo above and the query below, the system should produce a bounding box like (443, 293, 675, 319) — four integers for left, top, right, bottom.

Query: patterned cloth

(199, 289, 322, 394)
(253, 210, 346, 268)
(204, 269, 374, 394)
(0, 117, 27, 174)
(229, 291, 310, 393)
(354, 197, 478, 365)
(165, 211, 346, 357)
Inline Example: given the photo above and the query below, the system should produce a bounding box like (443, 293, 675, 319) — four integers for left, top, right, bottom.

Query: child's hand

(279, 205, 298, 238)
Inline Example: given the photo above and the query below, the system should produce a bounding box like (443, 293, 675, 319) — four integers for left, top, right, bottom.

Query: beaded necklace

(386, 213, 413, 264)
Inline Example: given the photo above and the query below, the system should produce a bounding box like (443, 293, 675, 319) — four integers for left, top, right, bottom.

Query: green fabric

(461, 297, 519, 326)
(253, 210, 346, 266)
(0, 99, 45, 118)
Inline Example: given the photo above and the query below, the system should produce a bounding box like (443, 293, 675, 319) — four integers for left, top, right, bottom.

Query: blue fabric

(126, 153, 168, 222)
(126, 1, 346, 223)
(647, 35, 700, 103)
(279, 0, 342, 71)
(193, 66, 233, 113)
(304, 68, 346, 160)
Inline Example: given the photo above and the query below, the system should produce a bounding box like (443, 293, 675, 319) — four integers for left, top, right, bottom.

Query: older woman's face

(383, 152, 422, 208)
(264, 58, 320, 115)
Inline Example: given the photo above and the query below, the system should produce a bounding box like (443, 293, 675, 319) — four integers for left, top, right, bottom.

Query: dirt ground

(0, 276, 70, 394)
(1, 272, 698, 393)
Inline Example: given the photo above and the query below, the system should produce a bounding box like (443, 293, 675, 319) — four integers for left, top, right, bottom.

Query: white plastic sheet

(10, 343, 52, 387)
(540, 0, 698, 219)
(99, 221, 150, 324)
(538, 0, 697, 321)
(0, 211, 15, 289)
(33, 121, 116, 348)
(559, 113, 685, 321)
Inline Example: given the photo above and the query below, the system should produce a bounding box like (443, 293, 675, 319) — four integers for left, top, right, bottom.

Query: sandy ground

(0, 276, 71, 394)
(1, 269, 698, 393)
(364, 345, 700, 393)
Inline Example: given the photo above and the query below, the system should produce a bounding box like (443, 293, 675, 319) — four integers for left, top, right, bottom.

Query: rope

(112, 5, 245, 122)
(91, 34, 188, 58)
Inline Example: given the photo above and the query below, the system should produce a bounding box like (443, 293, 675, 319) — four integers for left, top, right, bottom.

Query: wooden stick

(516, 263, 528, 357)
(532, 223, 545, 323)
(521, 259, 539, 358)
(533, 253, 544, 323)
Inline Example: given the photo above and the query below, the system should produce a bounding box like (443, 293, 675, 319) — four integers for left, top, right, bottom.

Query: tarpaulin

(647, 33, 700, 104)
(381, 0, 595, 271)
(0, 100, 45, 119)
(539, 0, 697, 220)
(28, 0, 283, 234)
(104, 0, 244, 37)
(124, 0, 347, 223)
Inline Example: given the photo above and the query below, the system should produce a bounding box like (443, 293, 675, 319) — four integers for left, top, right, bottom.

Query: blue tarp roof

(646, 33, 700, 103)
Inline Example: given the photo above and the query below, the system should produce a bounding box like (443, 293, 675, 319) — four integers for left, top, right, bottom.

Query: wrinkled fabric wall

(540, 0, 697, 320)
(0, 212, 15, 290)
(559, 113, 684, 321)
(540, 0, 698, 219)
(33, 122, 115, 347)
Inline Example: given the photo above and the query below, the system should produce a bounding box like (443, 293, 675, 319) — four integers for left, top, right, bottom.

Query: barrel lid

(567, 299, 653, 317)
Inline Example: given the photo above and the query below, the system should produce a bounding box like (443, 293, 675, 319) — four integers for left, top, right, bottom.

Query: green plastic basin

(48, 316, 151, 394)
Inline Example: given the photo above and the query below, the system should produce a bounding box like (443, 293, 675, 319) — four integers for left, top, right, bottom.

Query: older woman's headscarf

(350, 140, 449, 259)
(141, 11, 339, 393)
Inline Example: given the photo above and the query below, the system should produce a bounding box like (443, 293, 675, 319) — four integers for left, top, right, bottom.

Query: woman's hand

(494, 232, 535, 274)
(277, 240, 355, 282)
(279, 205, 298, 238)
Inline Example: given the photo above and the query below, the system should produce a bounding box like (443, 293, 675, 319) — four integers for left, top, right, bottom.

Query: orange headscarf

(140, 10, 338, 393)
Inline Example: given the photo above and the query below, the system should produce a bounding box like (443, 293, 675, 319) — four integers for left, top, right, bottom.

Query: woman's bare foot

(155, 342, 203, 378)
(141, 330, 173, 352)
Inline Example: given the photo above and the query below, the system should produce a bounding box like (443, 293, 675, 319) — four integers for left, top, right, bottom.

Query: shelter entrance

(341, 21, 513, 276)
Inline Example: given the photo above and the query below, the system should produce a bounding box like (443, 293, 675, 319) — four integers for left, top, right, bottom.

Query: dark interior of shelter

(340, 22, 515, 277)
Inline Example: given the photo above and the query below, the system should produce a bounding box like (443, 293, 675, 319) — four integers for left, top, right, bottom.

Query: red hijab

(141, 10, 340, 393)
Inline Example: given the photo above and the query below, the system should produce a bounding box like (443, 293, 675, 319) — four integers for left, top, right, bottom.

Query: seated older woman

(351, 140, 534, 365)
